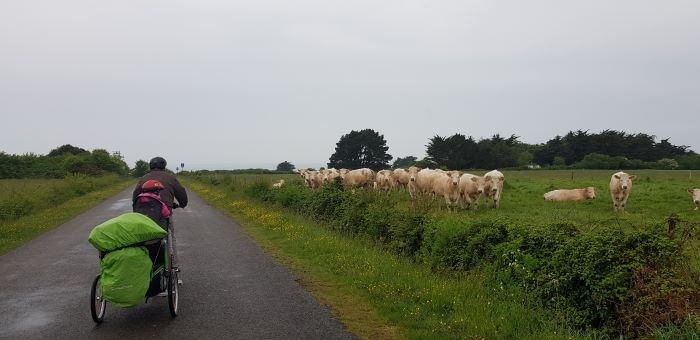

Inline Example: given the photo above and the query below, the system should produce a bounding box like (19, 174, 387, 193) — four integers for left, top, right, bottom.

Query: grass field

(183, 169, 700, 338)
(0, 175, 135, 254)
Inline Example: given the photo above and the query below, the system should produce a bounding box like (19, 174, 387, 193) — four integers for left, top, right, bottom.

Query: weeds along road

(0, 189, 354, 340)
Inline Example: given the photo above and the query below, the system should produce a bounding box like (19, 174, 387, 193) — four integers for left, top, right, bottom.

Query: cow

(375, 170, 396, 191)
(272, 179, 286, 189)
(609, 171, 636, 212)
(483, 170, 505, 208)
(304, 170, 323, 189)
(432, 170, 462, 210)
(544, 187, 596, 201)
(689, 188, 700, 211)
(414, 168, 442, 197)
(458, 173, 487, 209)
(322, 168, 341, 184)
(343, 168, 375, 189)
(406, 166, 422, 199)
(391, 168, 410, 189)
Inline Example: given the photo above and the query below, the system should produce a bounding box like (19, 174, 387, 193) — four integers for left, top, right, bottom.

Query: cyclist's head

(149, 157, 167, 170)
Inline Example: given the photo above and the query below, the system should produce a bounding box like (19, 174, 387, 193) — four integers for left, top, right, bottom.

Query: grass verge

(0, 179, 135, 255)
(183, 178, 582, 339)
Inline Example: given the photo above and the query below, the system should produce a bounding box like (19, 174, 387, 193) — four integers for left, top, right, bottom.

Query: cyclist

(132, 156, 188, 268)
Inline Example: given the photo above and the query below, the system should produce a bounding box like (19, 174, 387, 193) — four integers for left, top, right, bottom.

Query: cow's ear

(689, 189, 695, 195)
(484, 175, 491, 180)
(629, 175, 636, 180)
(614, 174, 621, 179)
(471, 177, 478, 182)
(500, 176, 505, 182)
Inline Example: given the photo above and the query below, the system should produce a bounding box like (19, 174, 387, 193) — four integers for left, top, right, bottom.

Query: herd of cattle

(272, 168, 700, 212)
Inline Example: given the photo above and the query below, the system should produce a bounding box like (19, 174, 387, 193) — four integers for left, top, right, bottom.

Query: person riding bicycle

(132, 156, 188, 268)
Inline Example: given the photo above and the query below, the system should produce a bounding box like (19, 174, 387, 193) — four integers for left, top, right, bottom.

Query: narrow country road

(0, 189, 354, 339)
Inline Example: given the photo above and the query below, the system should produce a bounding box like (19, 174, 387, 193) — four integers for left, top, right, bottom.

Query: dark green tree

(392, 156, 418, 169)
(276, 161, 296, 172)
(328, 129, 392, 171)
(131, 160, 150, 177)
(48, 144, 88, 157)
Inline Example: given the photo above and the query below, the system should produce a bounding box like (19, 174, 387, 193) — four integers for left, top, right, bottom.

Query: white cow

(432, 170, 462, 210)
(406, 166, 422, 199)
(375, 170, 396, 191)
(272, 179, 286, 189)
(609, 171, 636, 212)
(688, 188, 700, 211)
(544, 187, 596, 201)
(391, 168, 410, 189)
(414, 169, 442, 197)
(304, 170, 323, 189)
(323, 168, 341, 184)
(343, 168, 375, 189)
(483, 170, 505, 208)
(458, 174, 487, 209)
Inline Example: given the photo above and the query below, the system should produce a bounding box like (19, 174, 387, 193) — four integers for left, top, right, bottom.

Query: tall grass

(0, 175, 134, 254)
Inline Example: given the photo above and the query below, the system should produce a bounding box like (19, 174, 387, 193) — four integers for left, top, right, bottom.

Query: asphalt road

(0, 189, 355, 339)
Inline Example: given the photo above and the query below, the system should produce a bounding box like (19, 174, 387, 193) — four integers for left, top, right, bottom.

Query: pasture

(196, 169, 700, 227)
(185, 169, 700, 337)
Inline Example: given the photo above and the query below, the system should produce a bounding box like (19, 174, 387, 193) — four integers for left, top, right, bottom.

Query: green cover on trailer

(100, 247, 153, 307)
(88, 213, 168, 308)
(88, 212, 167, 252)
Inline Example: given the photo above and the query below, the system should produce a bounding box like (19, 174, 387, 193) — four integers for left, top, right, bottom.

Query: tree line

(0, 144, 130, 179)
(323, 129, 699, 171)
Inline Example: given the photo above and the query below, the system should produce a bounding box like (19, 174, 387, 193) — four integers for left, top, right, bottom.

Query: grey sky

(1, 1, 698, 170)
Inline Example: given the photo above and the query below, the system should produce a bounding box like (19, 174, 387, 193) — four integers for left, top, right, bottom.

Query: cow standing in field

(343, 168, 375, 189)
(432, 170, 462, 210)
(544, 187, 596, 201)
(272, 179, 286, 188)
(391, 168, 410, 189)
(407, 166, 422, 199)
(689, 189, 700, 211)
(304, 170, 323, 189)
(375, 170, 396, 191)
(609, 171, 636, 212)
(322, 168, 341, 184)
(483, 170, 505, 208)
(459, 173, 487, 209)
(414, 169, 442, 197)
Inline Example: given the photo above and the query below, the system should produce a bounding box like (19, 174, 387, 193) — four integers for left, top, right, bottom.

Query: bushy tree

(392, 156, 418, 169)
(276, 161, 295, 172)
(328, 129, 392, 171)
(131, 160, 150, 177)
(48, 144, 88, 157)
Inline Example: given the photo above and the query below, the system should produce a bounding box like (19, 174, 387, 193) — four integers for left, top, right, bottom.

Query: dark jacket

(132, 169, 188, 209)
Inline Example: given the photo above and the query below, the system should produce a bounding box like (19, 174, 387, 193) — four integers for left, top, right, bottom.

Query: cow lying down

(544, 187, 596, 201)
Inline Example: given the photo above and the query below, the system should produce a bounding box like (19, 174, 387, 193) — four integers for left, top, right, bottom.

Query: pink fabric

(137, 192, 171, 218)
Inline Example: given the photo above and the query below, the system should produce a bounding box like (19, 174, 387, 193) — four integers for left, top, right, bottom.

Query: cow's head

(614, 173, 636, 190)
(690, 189, 700, 205)
(586, 187, 596, 199)
(470, 176, 487, 194)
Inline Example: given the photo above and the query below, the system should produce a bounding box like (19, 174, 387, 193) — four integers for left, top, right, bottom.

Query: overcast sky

(1, 1, 698, 170)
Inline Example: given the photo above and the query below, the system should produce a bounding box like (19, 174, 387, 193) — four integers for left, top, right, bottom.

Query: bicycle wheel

(90, 275, 106, 323)
(167, 269, 179, 317)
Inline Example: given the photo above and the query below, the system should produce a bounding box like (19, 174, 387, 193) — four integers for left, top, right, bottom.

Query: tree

(48, 144, 88, 157)
(392, 156, 418, 169)
(131, 160, 149, 177)
(276, 161, 295, 172)
(328, 129, 392, 171)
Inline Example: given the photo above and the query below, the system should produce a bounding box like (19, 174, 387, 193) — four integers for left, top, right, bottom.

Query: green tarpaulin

(99, 247, 153, 307)
(88, 213, 168, 308)
(88, 212, 167, 252)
